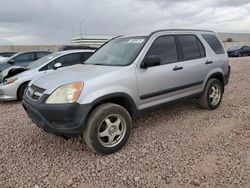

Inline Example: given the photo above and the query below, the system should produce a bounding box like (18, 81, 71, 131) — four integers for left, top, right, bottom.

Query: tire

(17, 82, 29, 100)
(83, 103, 133, 155)
(199, 79, 223, 110)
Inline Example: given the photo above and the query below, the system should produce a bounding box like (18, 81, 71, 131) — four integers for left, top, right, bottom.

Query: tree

(225, 38, 233, 42)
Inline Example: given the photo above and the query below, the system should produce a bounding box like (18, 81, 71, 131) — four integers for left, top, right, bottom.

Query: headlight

(46, 82, 84, 104)
(3, 78, 17, 85)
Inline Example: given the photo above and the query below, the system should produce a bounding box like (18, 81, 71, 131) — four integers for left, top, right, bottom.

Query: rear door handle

(173, 66, 183, 71)
(205, 61, 213, 65)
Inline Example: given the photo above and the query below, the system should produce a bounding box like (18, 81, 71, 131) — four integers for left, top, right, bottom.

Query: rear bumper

(224, 66, 231, 86)
(0, 83, 18, 101)
(22, 93, 92, 137)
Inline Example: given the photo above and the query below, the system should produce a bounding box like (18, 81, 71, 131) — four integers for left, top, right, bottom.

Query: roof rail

(149, 29, 215, 36)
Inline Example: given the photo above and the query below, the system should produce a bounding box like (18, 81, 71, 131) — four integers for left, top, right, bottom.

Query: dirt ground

(0, 57, 250, 188)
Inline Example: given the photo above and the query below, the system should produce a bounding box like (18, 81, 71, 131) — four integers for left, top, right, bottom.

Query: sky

(0, 0, 250, 45)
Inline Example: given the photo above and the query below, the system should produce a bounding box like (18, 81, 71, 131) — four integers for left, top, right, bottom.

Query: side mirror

(53, 62, 62, 70)
(141, 55, 161, 69)
(8, 59, 15, 64)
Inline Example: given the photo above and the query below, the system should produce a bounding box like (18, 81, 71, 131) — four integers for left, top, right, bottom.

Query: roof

(117, 29, 215, 40)
(72, 35, 116, 40)
(151, 29, 215, 34)
(56, 49, 95, 55)
(18, 50, 51, 53)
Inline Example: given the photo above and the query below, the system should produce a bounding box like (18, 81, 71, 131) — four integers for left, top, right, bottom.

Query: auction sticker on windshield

(128, 39, 144, 43)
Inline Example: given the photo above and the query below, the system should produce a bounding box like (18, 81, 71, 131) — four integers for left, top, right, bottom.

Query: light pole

(80, 20, 84, 45)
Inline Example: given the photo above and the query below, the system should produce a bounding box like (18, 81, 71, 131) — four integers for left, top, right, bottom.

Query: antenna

(80, 19, 84, 45)
(71, 24, 74, 44)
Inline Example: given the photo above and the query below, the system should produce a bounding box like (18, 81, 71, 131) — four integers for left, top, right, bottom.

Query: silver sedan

(0, 49, 94, 101)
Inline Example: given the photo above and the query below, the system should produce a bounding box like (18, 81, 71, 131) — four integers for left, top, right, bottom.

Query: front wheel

(17, 82, 29, 100)
(83, 103, 132, 155)
(199, 79, 223, 110)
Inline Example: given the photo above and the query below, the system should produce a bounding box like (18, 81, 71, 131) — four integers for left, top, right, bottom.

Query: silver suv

(22, 30, 230, 155)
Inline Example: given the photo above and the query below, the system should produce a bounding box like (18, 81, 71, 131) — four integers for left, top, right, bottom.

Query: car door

(175, 35, 208, 92)
(136, 35, 187, 108)
(14, 52, 36, 67)
(137, 34, 208, 109)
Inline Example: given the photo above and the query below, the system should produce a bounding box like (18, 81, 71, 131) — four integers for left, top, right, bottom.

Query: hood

(0, 66, 29, 79)
(32, 64, 122, 90)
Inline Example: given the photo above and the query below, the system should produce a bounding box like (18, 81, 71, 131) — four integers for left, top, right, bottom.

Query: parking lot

(0, 57, 249, 187)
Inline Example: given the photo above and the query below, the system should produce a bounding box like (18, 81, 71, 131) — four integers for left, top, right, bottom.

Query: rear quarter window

(37, 52, 51, 59)
(202, 34, 225, 54)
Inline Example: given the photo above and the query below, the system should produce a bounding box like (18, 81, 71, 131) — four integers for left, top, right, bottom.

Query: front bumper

(22, 93, 92, 137)
(0, 83, 18, 101)
(227, 52, 239, 57)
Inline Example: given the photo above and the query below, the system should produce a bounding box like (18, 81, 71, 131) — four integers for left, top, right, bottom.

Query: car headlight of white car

(46, 82, 84, 104)
(3, 78, 18, 85)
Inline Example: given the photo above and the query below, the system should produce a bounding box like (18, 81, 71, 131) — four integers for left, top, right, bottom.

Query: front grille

(27, 84, 46, 101)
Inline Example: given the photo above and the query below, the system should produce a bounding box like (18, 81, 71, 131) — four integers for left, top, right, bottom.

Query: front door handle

(173, 66, 183, 71)
(205, 61, 213, 65)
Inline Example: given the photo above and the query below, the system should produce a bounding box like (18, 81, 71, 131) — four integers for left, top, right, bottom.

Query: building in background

(71, 35, 116, 48)
(218, 33, 250, 49)
(1, 32, 250, 52)
(71, 33, 250, 50)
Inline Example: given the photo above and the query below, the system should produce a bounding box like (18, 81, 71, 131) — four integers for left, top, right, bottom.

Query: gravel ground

(0, 57, 250, 188)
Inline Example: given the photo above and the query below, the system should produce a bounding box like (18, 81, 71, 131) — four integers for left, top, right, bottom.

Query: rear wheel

(83, 103, 132, 155)
(199, 79, 223, 110)
(17, 82, 29, 100)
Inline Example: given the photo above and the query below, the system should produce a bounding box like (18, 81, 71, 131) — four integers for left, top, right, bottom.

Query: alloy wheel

(98, 114, 126, 147)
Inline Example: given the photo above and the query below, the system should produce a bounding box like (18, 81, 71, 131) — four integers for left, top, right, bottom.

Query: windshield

(228, 46, 240, 50)
(85, 36, 147, 66)
(0, 56, 12, 63)
(0, 56, 9, 63)
(28, 53, 60, 69)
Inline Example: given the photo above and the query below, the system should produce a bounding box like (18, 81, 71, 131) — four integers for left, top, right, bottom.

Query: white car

(0, 49, 94, 101)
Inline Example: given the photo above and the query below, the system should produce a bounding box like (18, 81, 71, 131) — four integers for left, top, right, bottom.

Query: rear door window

(46, 53, 82, 70)
(81, 52, 94, 63)
(146, 35, 178, 65)
(14, 52, 35, 63)
(202, 34, 225, 54)
(37, 52, 50, 59)
(177, 35, 203, 61)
